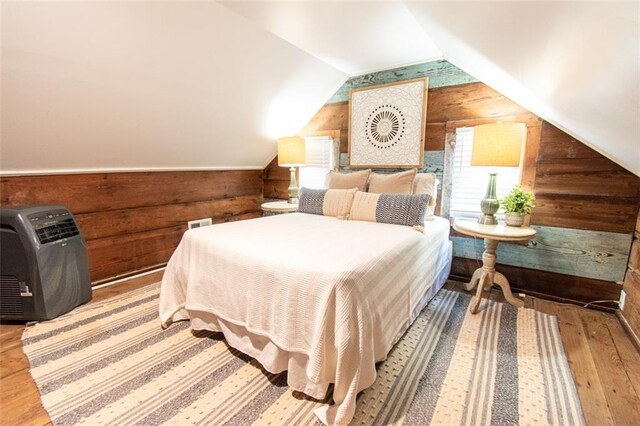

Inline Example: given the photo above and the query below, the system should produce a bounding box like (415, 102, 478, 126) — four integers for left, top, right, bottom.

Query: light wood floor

(1, 272, 638, 426)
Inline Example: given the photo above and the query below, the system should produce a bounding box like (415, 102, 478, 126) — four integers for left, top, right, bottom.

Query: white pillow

(412, 173, 438, 220)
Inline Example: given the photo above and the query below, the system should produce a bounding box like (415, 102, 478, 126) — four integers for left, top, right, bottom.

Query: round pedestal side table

(261, 201, 298, 216)
(452, 220, 536, 314)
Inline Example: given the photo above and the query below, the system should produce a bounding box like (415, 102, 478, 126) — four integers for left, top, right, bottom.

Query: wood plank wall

(263, 78, 640, 306)
(263, 157, 291, 200)
(1, 171, 263, 283)
(621, 211, 640, 338)
(532, 123, 640, 233)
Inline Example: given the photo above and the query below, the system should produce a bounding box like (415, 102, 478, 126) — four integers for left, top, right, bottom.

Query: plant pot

(505, 212, 525, 227)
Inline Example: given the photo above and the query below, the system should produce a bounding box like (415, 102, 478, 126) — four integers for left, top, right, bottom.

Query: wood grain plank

(339, 129, 349, 153)
(425, 123, 446, 151)
(263, 179, 290, 200)
(451, 226, 633, 282)
(538, 121, 606, 161)
(535, 158, 640, 199)
(1, 170, 263, 214)
(532, 297, 558, 315)
(628, 238, 640, 272)
(86, 210, 259, 282)
(520, 122, 542, 193)
(86, 226, 184, 281)
(427, 82, 528, 124)
(623, 268, 640, 306)
(327, 59, 477, 104)
(302, 102, 349, 133)
(76, 195, 261, 240)
(621, 266, 640, 339)
(549, 305, 615, 425)
(0, 390, 50, 426)
(532, 120, 640, 236)
(621, 300, 640, 343)
(623, 241, 640, 298)
(262, 164, 289, 182)
(0, 347, 29, 379)
(1, 170, 262, 283)
(621, 221, 639, 337)
(531, 194, 640, 234)
(603, 313, 640, 397)
(0, 324, 26, 353)
(0, 370, 42, 404)
(443, 113, 541, 131)
(580, 309, 640, 424)
(220, 211, 261, 223)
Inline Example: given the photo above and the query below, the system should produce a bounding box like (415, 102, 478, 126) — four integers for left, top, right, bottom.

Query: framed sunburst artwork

(348, 77, 428, 168)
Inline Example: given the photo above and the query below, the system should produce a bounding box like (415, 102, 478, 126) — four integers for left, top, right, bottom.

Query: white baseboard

(92, 266, 166, 290)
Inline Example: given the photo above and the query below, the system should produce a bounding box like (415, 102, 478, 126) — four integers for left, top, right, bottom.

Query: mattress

(159, 213, 452, 425)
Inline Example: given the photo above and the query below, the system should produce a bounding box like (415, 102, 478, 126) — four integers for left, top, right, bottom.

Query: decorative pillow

(326, 169, 371, 192)
(368, 169, 417, 194)
(349, 191, 430, 230)
(298, 188, 357, 219)
(412, 173, 438, 220)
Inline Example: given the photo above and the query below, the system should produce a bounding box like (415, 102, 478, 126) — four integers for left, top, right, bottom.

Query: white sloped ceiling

(405, 1, 640, 177)
(2, 1, 638, 177)
(219, 1, 442, 75)
(0, 1, 346, 174)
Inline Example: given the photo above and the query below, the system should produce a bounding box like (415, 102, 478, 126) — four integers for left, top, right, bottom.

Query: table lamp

(471, 122, 525, 225)
(277, 136, 306, 204)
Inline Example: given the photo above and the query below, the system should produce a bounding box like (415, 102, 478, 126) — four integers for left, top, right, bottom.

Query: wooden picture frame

(348, 77, 428, 168)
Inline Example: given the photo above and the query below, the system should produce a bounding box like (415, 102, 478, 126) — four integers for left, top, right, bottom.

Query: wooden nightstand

(261, 201, 298, 216)
(452, 219, 536, 314)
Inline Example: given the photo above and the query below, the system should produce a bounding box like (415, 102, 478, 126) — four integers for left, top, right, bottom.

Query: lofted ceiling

(220, 1, 442, 75)
(0, 1, 346, 174)
(404, 1, 640, 176)
(1, 1, 638, 176)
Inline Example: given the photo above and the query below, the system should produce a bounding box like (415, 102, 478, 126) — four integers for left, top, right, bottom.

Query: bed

(159, 212, 452, 425)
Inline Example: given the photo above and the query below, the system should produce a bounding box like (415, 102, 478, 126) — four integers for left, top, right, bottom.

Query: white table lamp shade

(277, 136, 306, 167)
(471, 123, 525, 167)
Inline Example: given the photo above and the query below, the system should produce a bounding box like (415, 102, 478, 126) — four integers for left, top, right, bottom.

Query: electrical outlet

(619, 290, 627, 311)
(188, 218, 212, 229)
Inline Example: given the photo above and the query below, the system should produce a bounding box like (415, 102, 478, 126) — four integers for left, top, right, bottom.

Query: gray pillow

(375, 193, 430, 227)
(350, 191, 430, 228)
(298, 188, 326, 216)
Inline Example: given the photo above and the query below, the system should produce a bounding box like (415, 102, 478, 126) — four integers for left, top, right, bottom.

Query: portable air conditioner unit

(0, 205, 92, 321)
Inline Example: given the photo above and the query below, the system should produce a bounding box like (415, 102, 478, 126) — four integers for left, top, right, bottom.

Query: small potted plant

(500, 185, 535, 226)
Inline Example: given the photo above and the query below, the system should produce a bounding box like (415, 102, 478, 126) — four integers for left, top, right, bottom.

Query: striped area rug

(22, 282, 584, 425)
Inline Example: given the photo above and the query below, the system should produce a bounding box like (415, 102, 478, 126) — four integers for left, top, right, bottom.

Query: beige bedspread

(159, 213, 451, 425)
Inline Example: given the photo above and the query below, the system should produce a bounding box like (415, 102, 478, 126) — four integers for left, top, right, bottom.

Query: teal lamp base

(478, 172, 499, 225)
(288, 167, 299, 204)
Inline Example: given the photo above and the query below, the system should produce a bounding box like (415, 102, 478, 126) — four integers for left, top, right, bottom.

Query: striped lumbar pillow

(298, 188, 357, 219)
(349, 191, 430, 230)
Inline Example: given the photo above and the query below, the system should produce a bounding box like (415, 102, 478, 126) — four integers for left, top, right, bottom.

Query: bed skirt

(185, 241, 453, 423)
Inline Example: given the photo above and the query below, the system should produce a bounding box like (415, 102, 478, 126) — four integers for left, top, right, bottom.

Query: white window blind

(450, 127, 522, 219)
(299, 136, 333, 189)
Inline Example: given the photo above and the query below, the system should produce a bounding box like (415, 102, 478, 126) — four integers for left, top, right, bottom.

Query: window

(450, 127, 522, 219)
(299, 136, 334, 189)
